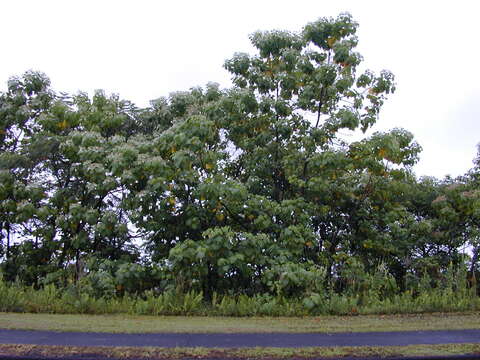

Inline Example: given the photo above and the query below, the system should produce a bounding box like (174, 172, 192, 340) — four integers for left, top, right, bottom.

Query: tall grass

(0, 268, 478, 316)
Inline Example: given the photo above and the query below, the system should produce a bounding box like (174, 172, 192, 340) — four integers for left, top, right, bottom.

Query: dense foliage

(0, 14, 479, 309)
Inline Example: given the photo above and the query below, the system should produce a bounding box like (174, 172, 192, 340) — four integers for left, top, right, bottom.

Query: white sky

(1, 0, 479, 179)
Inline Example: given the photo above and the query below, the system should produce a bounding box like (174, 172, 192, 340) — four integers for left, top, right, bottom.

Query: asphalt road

(0, 329, 479, 348)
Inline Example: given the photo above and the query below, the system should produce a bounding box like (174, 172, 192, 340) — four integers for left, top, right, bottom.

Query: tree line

(0, 14, 479, 301)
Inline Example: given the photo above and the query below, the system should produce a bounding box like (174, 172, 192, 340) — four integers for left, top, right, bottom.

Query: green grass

(1, 311, 479, 333)
(1, 343, 479, 359)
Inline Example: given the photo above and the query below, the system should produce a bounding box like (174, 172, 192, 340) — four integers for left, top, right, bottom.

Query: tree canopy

(0, 13, 478, 300)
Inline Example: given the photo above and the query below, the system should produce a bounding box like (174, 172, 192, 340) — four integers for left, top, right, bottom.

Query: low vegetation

(1, 343, 480, 359)
(1, 262, 478, 316)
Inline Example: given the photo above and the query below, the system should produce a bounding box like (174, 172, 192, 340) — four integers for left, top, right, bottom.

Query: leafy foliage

(0, 14, 478, 307)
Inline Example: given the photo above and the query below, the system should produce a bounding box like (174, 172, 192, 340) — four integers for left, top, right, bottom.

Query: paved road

(0, 329, 479, 348)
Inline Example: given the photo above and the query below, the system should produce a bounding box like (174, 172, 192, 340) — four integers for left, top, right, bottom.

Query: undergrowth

(0, 270, 478, 316)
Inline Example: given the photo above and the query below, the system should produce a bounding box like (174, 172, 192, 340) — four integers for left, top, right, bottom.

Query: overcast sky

(1, 0, 478, 179)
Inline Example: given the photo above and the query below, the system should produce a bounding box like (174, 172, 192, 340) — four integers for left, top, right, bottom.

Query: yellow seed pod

(57, 119, 68, 130)
(327, 36, 336, 47)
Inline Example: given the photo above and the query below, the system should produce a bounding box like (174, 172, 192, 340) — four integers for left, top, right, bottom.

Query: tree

(164, 13, 421, 294)
(0, 73, 141, 285)
(0, 72, 54, 282)
(4, 14, 473, 300)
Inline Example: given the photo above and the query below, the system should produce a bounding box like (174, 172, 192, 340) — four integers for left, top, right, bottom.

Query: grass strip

(1, 312, 479, 333)
(0, 343, 479, 359)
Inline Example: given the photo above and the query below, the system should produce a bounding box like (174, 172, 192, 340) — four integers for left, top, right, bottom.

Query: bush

(0, 263, 478, 316)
